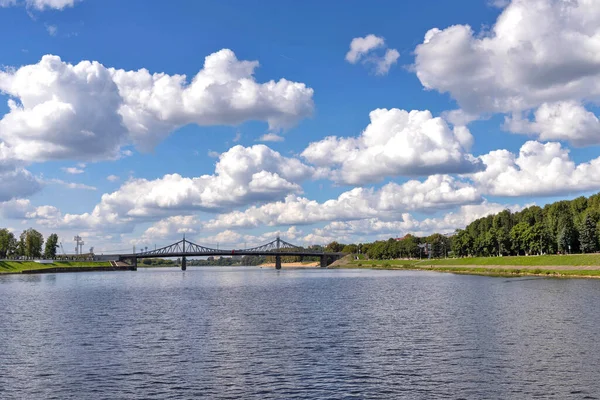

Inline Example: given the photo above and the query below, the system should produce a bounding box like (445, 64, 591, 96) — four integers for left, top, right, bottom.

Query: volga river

(1, 267, 599, 399)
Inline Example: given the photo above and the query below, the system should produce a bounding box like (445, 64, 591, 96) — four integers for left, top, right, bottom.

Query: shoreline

(260, 262, 320, 268)
(332, 263, 600, 279)
(0, 265, 135, 275)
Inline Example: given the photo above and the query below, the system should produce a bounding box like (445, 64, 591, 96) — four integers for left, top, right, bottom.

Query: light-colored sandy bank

(260, 262, 320, 268)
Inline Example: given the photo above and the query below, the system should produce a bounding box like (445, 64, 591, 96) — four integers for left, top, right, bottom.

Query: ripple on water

(0, 267, 599, 399)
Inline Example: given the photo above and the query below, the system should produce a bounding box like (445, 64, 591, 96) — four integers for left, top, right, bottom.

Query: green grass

(338, 255, 600, 278)
(411, 254, 600, 267)
(406, 265, 600, 278)
(0, 260, 112, 274)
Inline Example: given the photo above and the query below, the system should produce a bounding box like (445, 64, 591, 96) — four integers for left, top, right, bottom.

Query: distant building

(394, 234, 411, 241)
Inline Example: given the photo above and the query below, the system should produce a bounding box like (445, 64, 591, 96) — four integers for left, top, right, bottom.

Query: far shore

(260, 261, 320, 268)
(329, 254, 600, 278)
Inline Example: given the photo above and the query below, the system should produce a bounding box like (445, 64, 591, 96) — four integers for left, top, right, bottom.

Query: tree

(0, 229, 16, 258)
(44, 233, 59, 259)
(557, 220, 577, 254)
(19, 229, 44, 258)
(342, 244, 358, 254)
(451, 230, 472, 257)
(524, 223, 551, 255)
(325, 241, 344, 253)
(510, 222, 530, 255)
(579, 214, 598, 253)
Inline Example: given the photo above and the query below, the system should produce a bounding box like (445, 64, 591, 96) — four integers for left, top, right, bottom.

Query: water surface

(1, 267, 599, 399)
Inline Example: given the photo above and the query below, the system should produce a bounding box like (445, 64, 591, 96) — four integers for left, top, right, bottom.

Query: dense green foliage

(0, 228, 17, 258)
(452, 194, 600, 257)
(0, 228, 63, 260)
(44, 234, 59, 259)
(330, 193, 600, 262)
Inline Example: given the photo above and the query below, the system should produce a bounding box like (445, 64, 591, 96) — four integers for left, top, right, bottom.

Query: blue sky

(1, 0, 600, 253)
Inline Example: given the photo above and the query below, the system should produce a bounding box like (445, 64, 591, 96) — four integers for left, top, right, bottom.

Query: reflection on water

(1, 267, 599, 399)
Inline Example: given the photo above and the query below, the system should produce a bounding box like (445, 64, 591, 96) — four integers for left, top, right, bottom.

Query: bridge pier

(320, 255, 327, 268)
(132, 257, 137, 268)
(275, 255, 282, 270)
(181, 256, 187, 271)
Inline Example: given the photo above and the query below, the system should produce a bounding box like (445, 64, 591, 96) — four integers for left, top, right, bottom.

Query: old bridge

(97, 237, 343, 270)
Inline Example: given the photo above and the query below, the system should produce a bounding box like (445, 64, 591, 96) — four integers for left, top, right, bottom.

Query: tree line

(0, 228, 59, 259)
(325, 192, 600, 259)
(451, 193, 600, 257)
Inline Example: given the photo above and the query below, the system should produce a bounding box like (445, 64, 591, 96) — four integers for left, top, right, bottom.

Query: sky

(2, 0, 600, 254)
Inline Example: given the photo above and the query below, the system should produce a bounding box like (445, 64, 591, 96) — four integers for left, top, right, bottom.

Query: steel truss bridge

(98, 237, 343, 270)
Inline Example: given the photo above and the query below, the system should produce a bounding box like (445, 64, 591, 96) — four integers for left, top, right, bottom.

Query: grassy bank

(0, 260, 112, 274)
(333, 254, 600, 278)
(414, 254, 600, 267)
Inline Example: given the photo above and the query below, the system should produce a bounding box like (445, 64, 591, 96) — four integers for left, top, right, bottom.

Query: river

(1, 267, 599, 399)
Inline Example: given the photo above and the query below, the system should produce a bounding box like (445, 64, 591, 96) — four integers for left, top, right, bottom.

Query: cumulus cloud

(472, 140, 600, 196)
(301, 108, 481, 184)
(34, 145, 315, 232)
(0, 198, 34, 218)
(346, 34, 399, 75)
(203, 175, 481, 230)
(504, 101, 600, 147)
(0, 0, 80, 10)
(0, 144, 41, 201)
(414, 0, 600, 146)
(27, 0, 80, 10)
(106, 175, 119, 182)
(316, 201, 524, 242)
(0, 50, 314, 162)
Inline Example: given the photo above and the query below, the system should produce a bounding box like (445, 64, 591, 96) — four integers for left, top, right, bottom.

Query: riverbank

(260, 261, 320, 268)
(0, 261, 116, 275)
(331, 255, 600, 278)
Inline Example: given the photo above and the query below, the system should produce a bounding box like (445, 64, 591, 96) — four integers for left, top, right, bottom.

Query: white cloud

(0, 50, 314, 162)
(45, 24, 57, 36)
(106, 174, 119, 182)
(0, 0, 80, 10)
(488, 0, 510, 8)
(0, 198, 33, 218)
(111, 49, 314, 150)
(38, 145, 314, 232)
(258, 133, 284, 142)
(316, 201, 524, 241)
(0, 144, 41, 201)
(204, 175, 481, 230)
(472, 140, 600, 196)
(504, 101, 600, 147)
(27, 0, 79, 10)
(47, 179, 96, 190)
(345, 34, 385, 63)
(375, 49, 400, 76)
(62, 166, 84, 174)
(301, 108, 481, 184)
(414, 0, 600, 146)
(346, 34, 400, 75)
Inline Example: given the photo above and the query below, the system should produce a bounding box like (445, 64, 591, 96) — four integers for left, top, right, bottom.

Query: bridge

(96, 237, 343, 270)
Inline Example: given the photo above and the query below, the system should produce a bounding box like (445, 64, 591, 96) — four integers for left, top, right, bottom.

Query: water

(1, 267, 600, 399)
